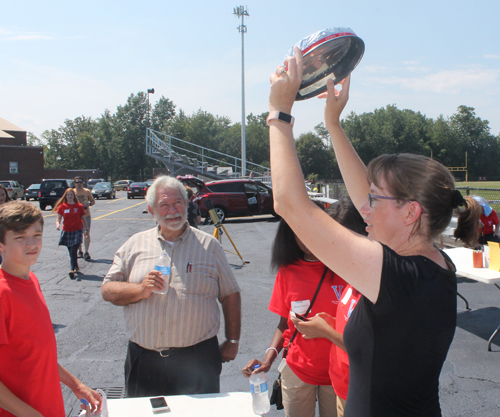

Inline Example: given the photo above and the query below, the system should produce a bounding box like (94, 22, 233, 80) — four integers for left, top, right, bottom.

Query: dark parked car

(87, 178, 104, 190)
(25, 184, 41, 201)
(127, 182, 148, 199)
(92, 182, 116, 199)
(38, 179, 74, 210)
(178, 176, 276, 223)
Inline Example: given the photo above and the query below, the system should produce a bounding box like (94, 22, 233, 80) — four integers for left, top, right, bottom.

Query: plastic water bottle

(249, 364, 270, 415)
(153, 252, 170, 295)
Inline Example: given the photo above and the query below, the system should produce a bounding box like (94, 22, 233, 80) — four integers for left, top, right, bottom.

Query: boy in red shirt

(0, 201, 100, 417)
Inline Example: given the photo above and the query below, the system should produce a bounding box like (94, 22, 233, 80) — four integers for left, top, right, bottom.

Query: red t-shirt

(57, 202, 86, 232)
(329, 284, 362, 400)
(269, 259, 346, 386)
(0, 269, 65, 417)
(480, 210, 499, 235)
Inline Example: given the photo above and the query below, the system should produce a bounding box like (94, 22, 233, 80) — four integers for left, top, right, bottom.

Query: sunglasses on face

(75, 181, 83, 184)
(368, 193, 426, 214)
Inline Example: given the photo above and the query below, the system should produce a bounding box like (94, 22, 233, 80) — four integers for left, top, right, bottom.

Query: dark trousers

(125, 337, 222, 398)
(67, 244, 79, 271)
(479, 233, 500, 245)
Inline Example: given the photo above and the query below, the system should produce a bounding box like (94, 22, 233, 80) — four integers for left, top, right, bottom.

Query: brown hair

(52, 188, 77, 212)
(453, 196, 481, 248)
(185, 186, 194, 200)
(367, 153, 474, 243)
(0, 184, 12, 203)
(0, 201, 44, 243)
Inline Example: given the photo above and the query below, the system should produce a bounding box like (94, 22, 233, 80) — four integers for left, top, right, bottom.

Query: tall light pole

(233, 5, 249, 177)
(147, 88, 155, 126)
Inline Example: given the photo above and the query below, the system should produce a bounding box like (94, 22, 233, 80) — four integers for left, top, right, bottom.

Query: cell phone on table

(150, 397, 170, 413)
(291, 311, 309, 321)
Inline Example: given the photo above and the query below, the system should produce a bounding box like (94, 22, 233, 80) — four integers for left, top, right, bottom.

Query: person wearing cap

(473, 196, 500, 244)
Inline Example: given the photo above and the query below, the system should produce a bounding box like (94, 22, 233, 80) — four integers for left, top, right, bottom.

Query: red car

(177, 176, 276, 223)
(127, 182, 148, 199)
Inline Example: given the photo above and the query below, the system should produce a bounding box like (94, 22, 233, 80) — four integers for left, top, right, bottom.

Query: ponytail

(453, 196, 481, 248)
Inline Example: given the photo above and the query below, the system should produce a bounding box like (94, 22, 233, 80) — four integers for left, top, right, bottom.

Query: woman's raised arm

(269, 49, 383, 303)
(321, 76, 370, 209)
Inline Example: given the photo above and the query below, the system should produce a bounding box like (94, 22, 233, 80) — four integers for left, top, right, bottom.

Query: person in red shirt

(473, 196, 500, 244)
(53, 189, 89, 279)
(0, 201, 101, 417)
(291, 197, 367, 417)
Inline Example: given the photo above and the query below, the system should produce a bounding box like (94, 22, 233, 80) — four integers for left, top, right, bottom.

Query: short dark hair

(0, 201, 44, 244)
(325, 196, 368, 237)
(270, 200, 324, 270)
(271, 197, 367, 271)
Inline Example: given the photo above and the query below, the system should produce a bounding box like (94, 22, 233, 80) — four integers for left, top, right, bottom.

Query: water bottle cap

(253, 364, 261, 370)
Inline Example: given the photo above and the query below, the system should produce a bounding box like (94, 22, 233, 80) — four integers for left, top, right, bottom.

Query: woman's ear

(404, 201, 423, 226)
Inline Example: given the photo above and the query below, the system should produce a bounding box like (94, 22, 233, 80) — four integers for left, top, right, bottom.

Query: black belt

(158, 345, 195, 357)
(133, 336, 217, 358)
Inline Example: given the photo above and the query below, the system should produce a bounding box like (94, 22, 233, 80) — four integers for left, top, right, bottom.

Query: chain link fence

(457, 187, 500, 212)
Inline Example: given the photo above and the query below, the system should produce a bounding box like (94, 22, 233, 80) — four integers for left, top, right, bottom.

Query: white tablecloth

(444, 247, 500, 284)
(106, 392, 256, 417)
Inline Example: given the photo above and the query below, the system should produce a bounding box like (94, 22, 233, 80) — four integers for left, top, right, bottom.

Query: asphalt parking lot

(29, 192, 500, 416)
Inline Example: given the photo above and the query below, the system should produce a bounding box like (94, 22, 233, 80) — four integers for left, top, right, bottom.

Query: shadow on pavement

(52, 323, 67, 334)
(86, 258, 113, 265)
(75, 274, 105, 283)
(457, 307, 500, 347)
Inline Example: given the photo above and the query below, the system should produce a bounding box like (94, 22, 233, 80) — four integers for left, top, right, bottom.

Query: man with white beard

(101, 175, 241, 398)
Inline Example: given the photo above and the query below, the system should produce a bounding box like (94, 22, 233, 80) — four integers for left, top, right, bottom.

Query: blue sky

(1, 0, 499, 142)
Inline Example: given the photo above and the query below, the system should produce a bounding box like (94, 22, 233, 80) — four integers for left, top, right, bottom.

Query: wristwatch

(266, 111, 295, 127)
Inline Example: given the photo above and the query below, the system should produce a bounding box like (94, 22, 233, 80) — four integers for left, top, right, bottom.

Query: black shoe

(78, 250, 83, 258)
(83, 252, 91, 261)
(69, 271, 75, 280)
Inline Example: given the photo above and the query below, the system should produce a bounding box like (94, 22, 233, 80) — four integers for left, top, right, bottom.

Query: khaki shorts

(281, 363, 337, 417)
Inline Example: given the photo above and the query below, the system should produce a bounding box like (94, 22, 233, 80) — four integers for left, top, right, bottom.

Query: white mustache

(163, 214, 182, 220)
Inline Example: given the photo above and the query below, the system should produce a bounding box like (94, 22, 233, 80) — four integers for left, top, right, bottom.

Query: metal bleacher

(146, 128, 271, 182)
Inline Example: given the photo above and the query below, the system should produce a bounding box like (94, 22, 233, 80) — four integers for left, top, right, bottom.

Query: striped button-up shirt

(103, 225, 240, 350)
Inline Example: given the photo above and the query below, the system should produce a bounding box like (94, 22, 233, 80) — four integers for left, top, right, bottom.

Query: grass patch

(455, 181, 500, 189)
(455, 182, 500, 211)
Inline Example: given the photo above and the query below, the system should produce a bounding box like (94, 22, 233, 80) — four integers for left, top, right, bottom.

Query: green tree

(296, 132, 336, 179)
(245, 112, 270, 168)
(447, 106, 500, 178)
(151, 96, 176, 131)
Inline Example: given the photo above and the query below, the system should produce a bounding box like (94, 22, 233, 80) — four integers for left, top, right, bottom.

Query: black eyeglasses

(75, 181, 83, 184)
(368, 193, 425, 213)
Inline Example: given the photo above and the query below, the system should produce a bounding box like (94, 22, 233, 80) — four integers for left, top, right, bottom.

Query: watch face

(287, 28, 365, 101)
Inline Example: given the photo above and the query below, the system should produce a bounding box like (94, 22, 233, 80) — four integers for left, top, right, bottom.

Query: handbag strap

(283, 266, 329, 359)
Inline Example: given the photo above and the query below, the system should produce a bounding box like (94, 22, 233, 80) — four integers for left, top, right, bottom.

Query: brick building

(0, 117, 44, 187)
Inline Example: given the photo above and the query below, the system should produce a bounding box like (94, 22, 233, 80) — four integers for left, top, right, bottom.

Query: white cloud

(1, 34, 54, 41)
(0, 27, 54, 41)
(367, 67, 499, 94)
(484, 54, 500, 59)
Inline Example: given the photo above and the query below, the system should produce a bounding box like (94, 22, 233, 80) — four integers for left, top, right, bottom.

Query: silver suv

(0, 180, 25, 200)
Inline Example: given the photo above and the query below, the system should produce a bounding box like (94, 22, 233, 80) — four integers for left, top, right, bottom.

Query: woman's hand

(319, 75, 351, 128)
(242, 359, 271, 378)
(269, 46, 303, 114)
(290, 312, 335, 340)
(55, 222, 60, 231)
(72, 385, 102, 413)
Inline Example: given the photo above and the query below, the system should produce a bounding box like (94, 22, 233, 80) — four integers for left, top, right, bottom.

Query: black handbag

(270, 374, 284, 410)
(269, 266, 329, 411)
